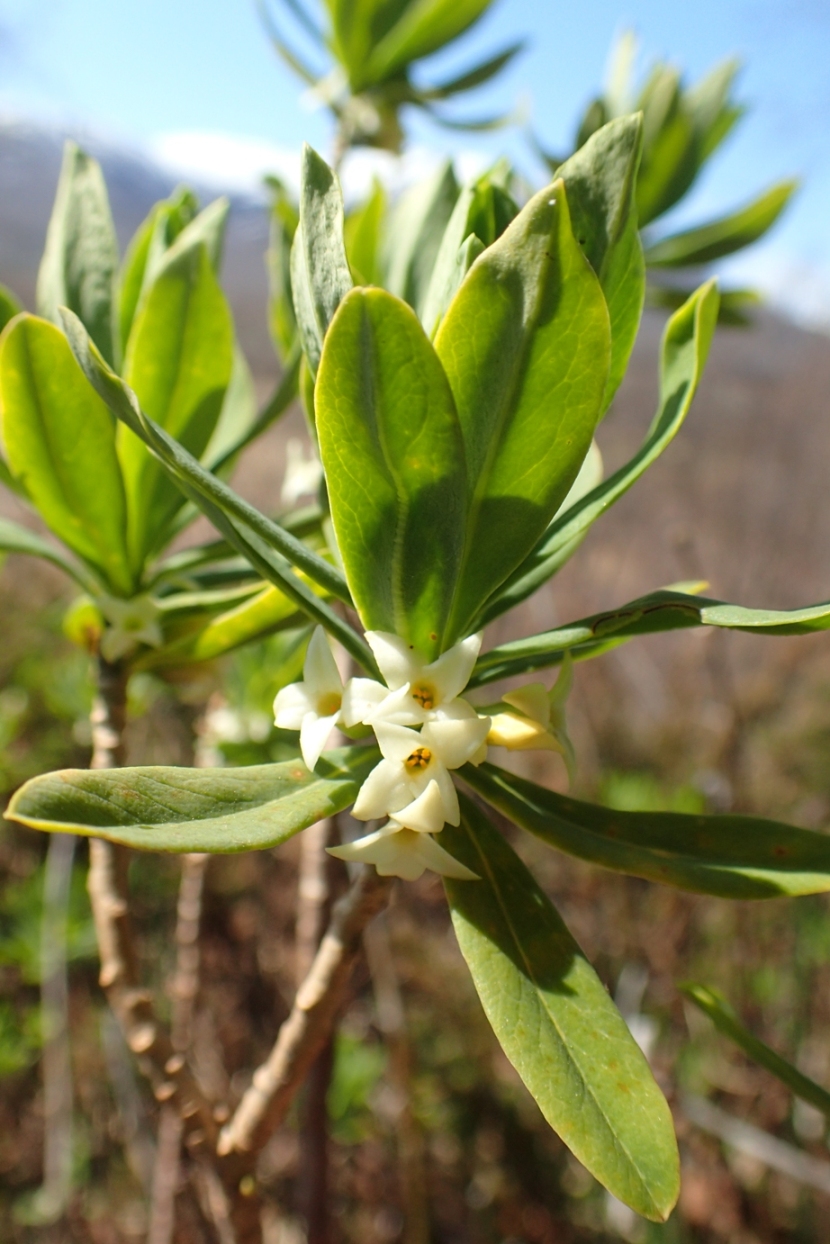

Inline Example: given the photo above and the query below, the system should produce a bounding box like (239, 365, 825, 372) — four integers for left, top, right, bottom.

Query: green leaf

(316, 287, 466, 658)
(683, 58, 742, 160)
(646, 282, 760, 326)
(267, 176, 300, 363)
(477, 279, 718, 627)
(0, 516, 97, 590)
(382, 161, 459, 316)
(0, 283, 23, 333)
(119, 240, 234, 569)
(463, 761, 830, 900)
(208, 348, 301, 475)
(364, 0, 494, 87)
(6, 747, 377, 853)
(472, 581, 830, 687)
(290, 145, 353, 376)
(119, 187, 199, 355)
(644, 180, 798, 268)
(58, 309, 377, 675)
(681, 985, 830, 1116)
(443, 795, 679, 1220)
(141, 582, 303, 669)
(421, 42, 524, 99)
(420, 167, 518, 339)
(37, 142, 119, 366)
(635, 67, 697, 227)
(434, 179, 611, 640)
(202, 344, 258, 470)
(555, 115, 645, 411)
(344, 179, 387, 286)
(0, 314, 132, 594)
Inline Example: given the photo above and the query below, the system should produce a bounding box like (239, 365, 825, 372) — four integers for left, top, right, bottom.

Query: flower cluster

(274, 627, 573, 882)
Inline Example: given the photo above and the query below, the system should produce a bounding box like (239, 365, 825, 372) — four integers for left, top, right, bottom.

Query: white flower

(273, 626, 344, 771)
(353, 716, 490, 831)
(281, 437, 323, 505)
(328, 821, 478, 881)
(99, 594, 163, 661)
(486, 655, 575, 780)
(341, 630, 483, 728)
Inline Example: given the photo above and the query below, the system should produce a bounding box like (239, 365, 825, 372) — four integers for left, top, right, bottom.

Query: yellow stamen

(404, 746, 432, 771)
(410, 683, 435, 710)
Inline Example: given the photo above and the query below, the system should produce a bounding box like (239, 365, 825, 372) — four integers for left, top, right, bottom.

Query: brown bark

(218, 867, 394, 1157)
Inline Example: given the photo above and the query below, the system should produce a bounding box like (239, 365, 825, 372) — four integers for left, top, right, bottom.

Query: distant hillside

(0, 119, 276, 377)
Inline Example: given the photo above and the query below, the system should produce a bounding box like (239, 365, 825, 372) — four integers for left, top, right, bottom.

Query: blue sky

(0, 0, 828, 325)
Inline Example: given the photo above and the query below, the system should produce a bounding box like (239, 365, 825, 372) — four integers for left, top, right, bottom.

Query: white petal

(341, 678, 388, 727)
(373, 721, 425, 764)
(433, 765, 460, 825)
(328, 824, 479, 881)
(422, 715, 491, 770)
(431, 696, 478, 723)
(425, 632, 482, 703)
(412, 832, 479, 881)
(469, 740, 488, 766)
(365, 631, 422, 690)
(352, 759, 408, 821)
(328, 825, 426, 880)
(274, 683, 315, 730)
(393, 780, 447, 833)
(303, 626, 343, 697)
(367, 683, 425, 727)
(300, 712, 339, 772)
(503, 683, 551, 727)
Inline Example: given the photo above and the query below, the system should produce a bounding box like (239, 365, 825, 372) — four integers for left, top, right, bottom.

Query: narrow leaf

(472, 583, 830, 687)
(681, 985, 830, 1117)
(119, 242, 234, 569)
(290, 145, 353, 375)
(6, 747, 377, 853)
(382, 161, 459, 316)
(478, 279, 718, 626)
(555, 115, 645, 411)
(644, 180, 798, 268)
(0, 283, 23, 333)
(463, 761, 830, 899)
(421, 42, 524, 99)
(37, 141, 119, 366)
(435, 179, 611, 640)
(141, 582, 304, 669)
(0, 315, 132, 594)
(365, 0, 494, 86)
(267, 176, 300, 364)
(443, 795, 679, 1220)
(0, 516, 97, 590)
(421, 168, 518, 339)
(119, 187, 199, 353)
(316, 286, 466, 658)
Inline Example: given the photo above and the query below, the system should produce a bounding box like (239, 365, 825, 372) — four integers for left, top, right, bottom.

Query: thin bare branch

(218, 867, 394, 1156)
(149, 853, 210, 1244)
(37, 832, 76, 1222)
(364, 914, 429, 1244)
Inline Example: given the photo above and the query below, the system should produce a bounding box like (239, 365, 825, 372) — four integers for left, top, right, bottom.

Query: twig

(295, 818, 337, 1244)
(218, 866, 394, 1156)
(86, 661, 214, 1133)
(364, 914, 429, 1244)
(681, 1093, 830, 1194)
(37, 831, 76, 1222)
(148, 853, 210, 1244)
